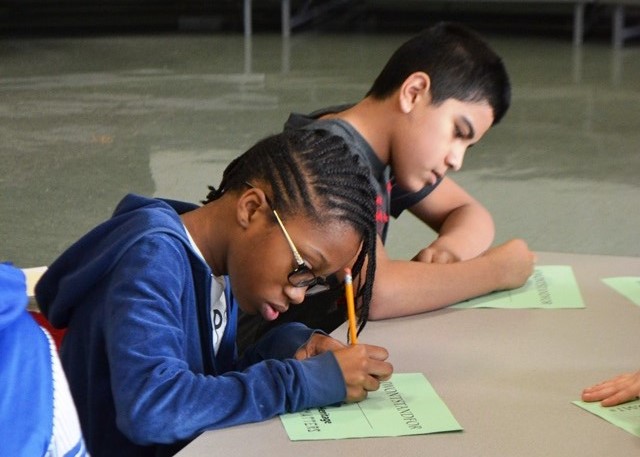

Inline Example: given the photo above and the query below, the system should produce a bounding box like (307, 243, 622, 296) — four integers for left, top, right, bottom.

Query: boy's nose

(446, 147, 465, 171)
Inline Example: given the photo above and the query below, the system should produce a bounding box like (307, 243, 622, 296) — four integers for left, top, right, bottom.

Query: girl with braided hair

(36, 129, 393, 457)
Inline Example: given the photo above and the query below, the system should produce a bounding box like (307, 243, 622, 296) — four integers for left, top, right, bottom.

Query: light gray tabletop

(177, 251, 640, 456)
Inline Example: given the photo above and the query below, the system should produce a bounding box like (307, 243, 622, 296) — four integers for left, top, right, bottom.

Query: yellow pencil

(344, 268, 358, 345)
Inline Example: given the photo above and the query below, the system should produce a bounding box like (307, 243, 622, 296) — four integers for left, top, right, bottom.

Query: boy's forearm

(410, 177, 495, 261)
(367, 258, 494, 319)
(430, 202, 495, 260)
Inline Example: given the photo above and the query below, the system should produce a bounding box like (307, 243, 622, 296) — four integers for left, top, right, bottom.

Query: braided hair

(203, 129, 377, 335)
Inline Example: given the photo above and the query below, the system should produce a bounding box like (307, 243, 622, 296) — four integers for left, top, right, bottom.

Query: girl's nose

(284, 284, 306, 305)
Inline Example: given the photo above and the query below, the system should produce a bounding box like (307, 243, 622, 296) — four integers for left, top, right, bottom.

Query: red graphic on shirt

(375, 193, 389, 224)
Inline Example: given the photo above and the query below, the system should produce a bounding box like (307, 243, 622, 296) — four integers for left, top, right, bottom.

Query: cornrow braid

(204, 129, 377, 334)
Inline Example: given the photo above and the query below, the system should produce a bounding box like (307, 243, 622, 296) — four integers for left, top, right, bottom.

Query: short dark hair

(204, 130, 377, 332)
(366, 22, 511, 125)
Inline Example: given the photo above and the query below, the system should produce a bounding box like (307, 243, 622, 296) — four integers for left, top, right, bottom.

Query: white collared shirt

(183, 225, 227, 355)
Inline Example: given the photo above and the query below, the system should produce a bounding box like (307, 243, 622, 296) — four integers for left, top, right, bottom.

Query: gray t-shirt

(285, 105, 442, 242)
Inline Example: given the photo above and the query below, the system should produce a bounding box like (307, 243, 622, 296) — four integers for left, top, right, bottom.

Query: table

(176, 252, 640, 456)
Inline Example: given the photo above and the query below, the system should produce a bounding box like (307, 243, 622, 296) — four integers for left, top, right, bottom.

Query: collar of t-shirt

(182, 225, 228, 355)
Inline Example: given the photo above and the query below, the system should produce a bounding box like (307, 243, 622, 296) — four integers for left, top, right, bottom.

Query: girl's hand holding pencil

(336, 267, 393, 403)
(333, 344, 393, 403)
(294, 267, 393, 403)
(294, 334, 393, 403)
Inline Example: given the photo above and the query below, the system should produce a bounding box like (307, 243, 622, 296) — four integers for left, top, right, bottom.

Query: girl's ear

(236, 187, 267, 229)
(398, 71, 431, 114)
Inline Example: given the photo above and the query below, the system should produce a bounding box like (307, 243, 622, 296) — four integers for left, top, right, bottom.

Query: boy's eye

(455, 123, 473, 140)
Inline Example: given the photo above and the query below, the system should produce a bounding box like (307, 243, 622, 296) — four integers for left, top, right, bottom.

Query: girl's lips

(260, 302, 286, 321)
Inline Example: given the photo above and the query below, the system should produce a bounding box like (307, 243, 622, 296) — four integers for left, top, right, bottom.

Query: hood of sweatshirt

(35, 194, 198, 328)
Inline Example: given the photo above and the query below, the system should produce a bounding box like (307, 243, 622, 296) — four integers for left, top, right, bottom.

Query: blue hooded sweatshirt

(35, 194, 346, 457)
(0, 264, 87, 457)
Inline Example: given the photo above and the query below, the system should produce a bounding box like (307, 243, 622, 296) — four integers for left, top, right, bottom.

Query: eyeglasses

(244, 182, 329, 295)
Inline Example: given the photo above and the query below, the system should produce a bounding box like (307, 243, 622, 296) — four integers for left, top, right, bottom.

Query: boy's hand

(294, 333, 346, 360)
(582, 371, 640, 406)
(333, 344, 393, 403)
(483, 238, 536, 290)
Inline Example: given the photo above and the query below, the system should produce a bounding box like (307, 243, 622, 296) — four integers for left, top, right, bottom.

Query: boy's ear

(236, 188, 266, 229)
(398, 72, 431, 114)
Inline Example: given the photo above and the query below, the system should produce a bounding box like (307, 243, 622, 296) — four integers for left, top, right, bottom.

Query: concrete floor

(1, 25, 639, 269)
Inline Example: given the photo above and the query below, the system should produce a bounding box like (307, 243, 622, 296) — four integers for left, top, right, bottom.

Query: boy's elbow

(367, 295, 392, 321)
(367, 309, 386, 321)
(367, 256, 397, 321)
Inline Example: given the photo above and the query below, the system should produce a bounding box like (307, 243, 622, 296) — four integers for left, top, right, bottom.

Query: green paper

(602, 277, 640, 307)
(453, 265, 584, 309)
(279, 373, 462, 440)
(572, 398, 640, 437)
